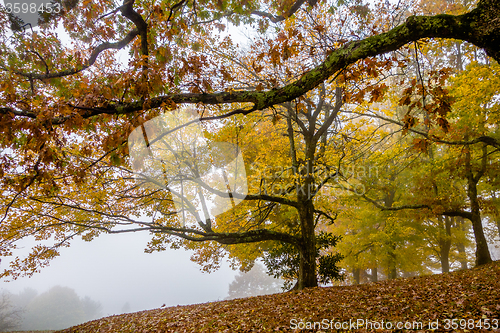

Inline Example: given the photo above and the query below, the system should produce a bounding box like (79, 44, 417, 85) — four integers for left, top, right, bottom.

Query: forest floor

(54, 261, 499, 332)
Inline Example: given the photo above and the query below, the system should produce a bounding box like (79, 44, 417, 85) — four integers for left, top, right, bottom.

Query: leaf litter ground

(57, 261, 500, 332)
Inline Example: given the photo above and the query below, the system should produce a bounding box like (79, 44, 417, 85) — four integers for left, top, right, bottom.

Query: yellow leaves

(284, 15, 297, 31)
(450, 61, 500, 133)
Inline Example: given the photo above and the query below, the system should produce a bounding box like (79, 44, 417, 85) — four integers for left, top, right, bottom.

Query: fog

(1, 231, 237, 317)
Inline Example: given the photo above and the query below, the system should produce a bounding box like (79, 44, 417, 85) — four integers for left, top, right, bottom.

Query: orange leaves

(397, 68, 455, 136)
(398, 87, 413, 106)
(412, 138, 430, 153)
(435, 117, 450, 132)
(160, 98, 177, 110)
(251, 61, 264, 74)
(268, 44, 282, 66)
(271, 113, 282, 125)
(276, 31, 288, 43)
(344, 82, 387, 105)
(313, 24, 325, 33)
(220, 66, 233, 82)
(369, 85, 385, 103)
(402, 114, 418, 135)
(180, 55, 209, 77)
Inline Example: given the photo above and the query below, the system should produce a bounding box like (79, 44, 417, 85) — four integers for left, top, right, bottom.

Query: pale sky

(1, 231, 237, 316)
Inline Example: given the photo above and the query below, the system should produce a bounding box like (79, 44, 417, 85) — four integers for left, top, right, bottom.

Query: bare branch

(120, 0, 148, 66)
(251, 0, 309, 23)
(348, 110, 500, 149)
(359, 192, 473, 219)
(6, 29, 139, 81)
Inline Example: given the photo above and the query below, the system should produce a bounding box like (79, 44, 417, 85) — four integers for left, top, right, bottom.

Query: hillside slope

(58, 261, 500, 332)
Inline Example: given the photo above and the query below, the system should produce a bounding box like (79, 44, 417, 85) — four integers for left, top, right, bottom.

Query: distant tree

(17, 286, 101, 331)
(121, 302, 131, 313)
(0, 292, 22, 332)
(226, 264, 283, 300)
(9, 288, 37, 309)
(22, 286, 84, 330)
(81, 296, 103, 321)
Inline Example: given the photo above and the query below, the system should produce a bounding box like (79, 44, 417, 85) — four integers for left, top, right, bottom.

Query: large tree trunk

(455, 216, 469, 270)
(438, 216, 452, 273)
(352, 268, 361, 285)
(457, 242, 468, 270)
(387, 250, 397, 280)
(297, 200, 318, 289)
(387, 242, 397, 280)
(384, 187, 398, 280)
(469, 212, 491, 266)
(465, 146, 492, 266)
(294, 127, 320, 290)
(370, 267, 378, 282)
(439, 242, 450, 273)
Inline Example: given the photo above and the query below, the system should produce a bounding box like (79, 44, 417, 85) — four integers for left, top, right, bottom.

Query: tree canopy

(1, 0, 499, 288)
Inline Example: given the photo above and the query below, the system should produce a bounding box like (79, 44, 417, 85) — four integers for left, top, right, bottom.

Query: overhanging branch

(3, 0, 500, 125)
(360, 192, 473, 219)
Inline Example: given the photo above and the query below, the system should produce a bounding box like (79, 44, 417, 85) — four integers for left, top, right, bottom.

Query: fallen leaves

(57, 261, 500, 332)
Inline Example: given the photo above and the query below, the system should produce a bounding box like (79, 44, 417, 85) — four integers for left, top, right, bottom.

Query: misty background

(0, 230, 285, 330)
(0, 15, 279, 331)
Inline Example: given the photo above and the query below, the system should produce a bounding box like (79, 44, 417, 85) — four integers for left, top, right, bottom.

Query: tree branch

(348, 110, 500, 149)
(7, 29, 139, 80)
(149, 226, 301, 246)
(359, 192, 473, 219)
(120, 0, 148, 68)
(251, 0, 312, 23)
(4, 0, 500, 126)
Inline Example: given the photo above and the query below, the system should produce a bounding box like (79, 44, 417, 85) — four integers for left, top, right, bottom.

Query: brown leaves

(57, 261, 500, 333)
(412, 138, 430, 153)
(398, 69, 455, 135)
(402, 114, 418, 135)
(160, 98, 177, 110)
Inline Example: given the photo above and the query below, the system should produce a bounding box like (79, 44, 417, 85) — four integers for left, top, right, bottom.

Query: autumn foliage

(1, 0, 500, 293)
